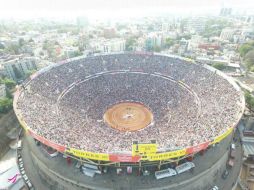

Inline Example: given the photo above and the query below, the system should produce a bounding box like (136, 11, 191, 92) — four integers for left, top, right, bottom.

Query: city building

(63, 47, 80, 58)
(219, 8, 232, 17)
(0, 84, 6, 98)
(187, 17, 206, 34)
(89, 38, 125, 53)
(220, 28, 235, 41)
(145, 33, 162, 51)
(188, 35, 204, 51)
(1, 56, 39, 81)
(178, 39, 189, 55)
(103, 28, 117, 39)
(76, 16, 89, 29)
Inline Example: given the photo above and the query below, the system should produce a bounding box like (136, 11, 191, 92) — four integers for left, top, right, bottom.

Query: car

(211, 185, 219, 190)
(34, 139, 40, 146)
(17, 140, 22, 150)
(75, 161, 81, 169)
(23, 174, 28, 181)
(222, 170, 229, 179)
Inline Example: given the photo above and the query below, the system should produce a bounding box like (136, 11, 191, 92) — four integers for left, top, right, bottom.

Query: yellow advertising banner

(212, 127, 234, 144)
(66, 148, 109, 161)
(17, 116, 29, 132)
(146, 149, 187, 161)
(21, 122, 29, 131)
(132, 143, 158, 156)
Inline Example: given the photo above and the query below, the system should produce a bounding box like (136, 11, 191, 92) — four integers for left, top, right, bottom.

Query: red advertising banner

(109, 154, 141, 162)
(29, 130, 66, 152)
(186, 141, 210, 154)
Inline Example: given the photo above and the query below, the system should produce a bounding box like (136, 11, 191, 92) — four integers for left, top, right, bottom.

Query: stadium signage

(186, 142, 210, 154)
(66, 148, 109, 161)
(146, 149, 187, 161)
(17, 118, 29, 132)
(109, 154, 141, 162)
(28, 130, 66, 152)
(132, 143, 158, 156)
(212, 127, 234, 144)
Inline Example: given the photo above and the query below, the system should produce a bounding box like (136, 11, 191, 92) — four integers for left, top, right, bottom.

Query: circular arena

(14, 53, 244, 165)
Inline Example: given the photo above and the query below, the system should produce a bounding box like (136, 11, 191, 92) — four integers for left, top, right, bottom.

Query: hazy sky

(1, 0, 254, 20)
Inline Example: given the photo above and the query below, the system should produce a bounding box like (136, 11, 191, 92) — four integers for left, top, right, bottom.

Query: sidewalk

(0, 149, 26, 190)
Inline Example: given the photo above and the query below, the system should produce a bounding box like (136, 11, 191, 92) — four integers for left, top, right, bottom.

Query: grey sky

(1, 0, 254, 19)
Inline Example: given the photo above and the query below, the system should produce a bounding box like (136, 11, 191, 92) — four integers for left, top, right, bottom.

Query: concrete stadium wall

(29, 144, 229, 190)
(30, 151, 95, 190)
(0, 110, 19, 158)
(158, 151, 229, 190)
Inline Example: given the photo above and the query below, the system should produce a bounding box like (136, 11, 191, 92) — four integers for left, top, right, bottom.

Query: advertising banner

(66, 148, 109, 161)
(18, 118, 29, 132)
(212, 127, 234, 144)
(109, 154, 141, 162)
(29, 130, 66, 152)
(146, 149, 187, 161)
(186, 141, 210, 154)
(132, 143, 158, 156)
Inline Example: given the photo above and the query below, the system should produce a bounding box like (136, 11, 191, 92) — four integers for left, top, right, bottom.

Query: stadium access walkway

(216, 129, 243, 190)
(20, 131, 241, 190)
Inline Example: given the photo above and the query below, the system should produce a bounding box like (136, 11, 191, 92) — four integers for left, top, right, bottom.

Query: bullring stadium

(14, 52, 245, 190)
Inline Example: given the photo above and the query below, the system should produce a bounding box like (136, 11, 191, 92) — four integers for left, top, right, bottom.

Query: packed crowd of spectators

(16, 53, 244, 153)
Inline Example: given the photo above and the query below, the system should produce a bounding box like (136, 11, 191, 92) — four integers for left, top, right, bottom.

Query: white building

(0, 84, 6, 98)
(220, 28, 235, 41)
(178, 39, 189, 55)
(1, 56, 39, 81)
(188, 35, 204, 51)
(89, 38, 125, 53)
(161, 23, 169, 33)
(145, 33, 163, 50)
(187, 17, 206, 34)
(63, 46, 79, 58)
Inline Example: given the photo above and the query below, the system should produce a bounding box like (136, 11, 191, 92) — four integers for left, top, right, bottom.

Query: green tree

(212, 62, 225, 70)
(0, 98, 13, 113)
(125, 37, 137, 51)
(18, 38, 25, 47)
(5, 89, 13, 99)
(239, 44, 254, 57)
(164, 38, 174, 48)
(25, 70, 37, 78)
(244, 50, 254, 71)
(5, 44, 20, 55)
(153, 46, 161, 52)
(244, 91, 254, 112)
(245, 49, 254, 61)
(73, 51, 83, 57)
(28, 38, 34, 43)
(0, 78, 16, 89)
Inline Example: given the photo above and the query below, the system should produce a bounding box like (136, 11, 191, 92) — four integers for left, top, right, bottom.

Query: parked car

(17, 140, 22, 150)
(222, 170, 229, 179)
(210, 185, 219, 190)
